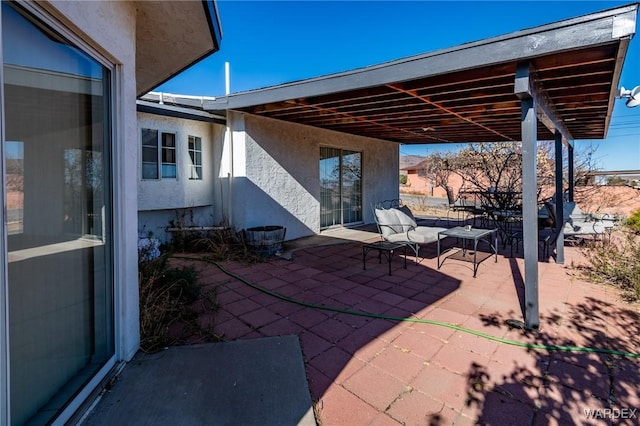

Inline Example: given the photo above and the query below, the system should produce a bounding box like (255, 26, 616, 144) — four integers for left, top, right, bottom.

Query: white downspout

(225, 62, 233, 226)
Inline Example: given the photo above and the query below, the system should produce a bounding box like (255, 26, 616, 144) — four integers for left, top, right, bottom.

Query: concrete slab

(83, 335, 316, 426)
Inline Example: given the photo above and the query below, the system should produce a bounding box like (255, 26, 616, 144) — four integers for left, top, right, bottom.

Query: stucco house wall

(222, 112, 399, 241)
(137, 112, 225, 240)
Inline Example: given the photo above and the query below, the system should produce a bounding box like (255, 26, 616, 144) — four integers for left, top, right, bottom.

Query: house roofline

(137, 99, 226, 125)
(203, 3, 638, 112)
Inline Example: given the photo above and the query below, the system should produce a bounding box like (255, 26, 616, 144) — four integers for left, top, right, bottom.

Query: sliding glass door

(320, 147, 362, 228)
(3, 3, 114, 424)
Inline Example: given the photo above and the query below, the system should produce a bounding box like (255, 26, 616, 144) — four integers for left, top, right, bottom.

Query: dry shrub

(138, 254, 221, 352)
(577, 231, 640, 302)
(194, 227, 264, 263)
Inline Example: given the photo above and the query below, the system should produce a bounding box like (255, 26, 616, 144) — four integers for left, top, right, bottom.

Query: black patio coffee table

(437, 226, 498, 277)
(362, 240, 408, 276)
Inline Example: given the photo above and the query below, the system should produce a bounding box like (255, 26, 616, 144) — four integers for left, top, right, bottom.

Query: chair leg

(408, 243, 420, 263)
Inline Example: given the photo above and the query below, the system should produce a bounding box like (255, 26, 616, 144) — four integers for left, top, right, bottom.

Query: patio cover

(203, 4, 638, 329)
(205, 4, 636, 144)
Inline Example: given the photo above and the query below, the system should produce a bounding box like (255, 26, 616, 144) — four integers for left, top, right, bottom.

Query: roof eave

(204, 3, 637, 113)
(136, 0, 223, 97)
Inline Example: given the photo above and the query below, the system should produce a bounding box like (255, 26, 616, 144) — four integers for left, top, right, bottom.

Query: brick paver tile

(386, 389, 454, 426)
(338, 329, 386, 360)
(476, 390, 535, 425)
(391, 327, 444, 360)
(353, 297, 394, 315)
(214, 317, 255, 340)
(342, 365, 408, 412)
(298, 330, 333, 361)
(316, 385, 379, 426)
(371, 290, 407, 307)
(536, 382, 609, 425)
(216, 289, 245, 305)
(239, 308, 281, 330)
(288, 308, 330, 329)
(224, 298, 262, 316)
(312, 317, 358, 343)
(448, 330, 500, 358)
(334, 357, 367, 385)
(431, 342, 491, 375)
(410, 364, 470, 411)
(369, 412, 403, 425)
(248, 291, 279, 307)
(308, 346, 353, 379)
(547, 359, 610, 400)
(305, 364, 332, 401)
(370, 346, 427, 383)
(257, 317, 302, 336)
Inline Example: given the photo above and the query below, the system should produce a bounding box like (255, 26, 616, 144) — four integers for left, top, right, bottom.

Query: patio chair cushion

(397, 205, 417, 225)
(374, 207, 417, 238)
(544, 201, 606, 237)
(386, 226, 448, 244)
(542, 201, 589, 222)
(564, 220, 605, 236)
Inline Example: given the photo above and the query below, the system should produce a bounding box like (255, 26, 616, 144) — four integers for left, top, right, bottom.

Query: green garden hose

(176, 255, 640, 359)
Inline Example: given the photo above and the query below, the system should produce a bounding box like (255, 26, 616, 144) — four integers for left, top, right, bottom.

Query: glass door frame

(0, 2, 119, 424)
(319, 146, 363, 229)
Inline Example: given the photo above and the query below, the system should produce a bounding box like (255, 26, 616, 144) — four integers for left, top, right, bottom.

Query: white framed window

(141, 129, 176, 179)
(188, 136, 202, 180)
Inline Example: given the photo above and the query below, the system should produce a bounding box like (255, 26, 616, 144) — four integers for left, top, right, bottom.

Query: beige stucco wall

(137, 112, 220, 210)
(137, 112, 224, 239)
(226, 112, 399, 241)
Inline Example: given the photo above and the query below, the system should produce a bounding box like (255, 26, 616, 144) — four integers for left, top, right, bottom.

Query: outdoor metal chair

(543, 201, 607, 243)
(372, 199, 447, 262)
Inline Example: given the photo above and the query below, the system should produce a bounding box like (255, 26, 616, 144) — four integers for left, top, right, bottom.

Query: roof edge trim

(209, 3, 638, 111)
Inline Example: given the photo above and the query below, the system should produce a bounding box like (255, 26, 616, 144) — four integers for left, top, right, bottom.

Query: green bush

(625, 209, 640, 233)
(399, 174, 408, 185)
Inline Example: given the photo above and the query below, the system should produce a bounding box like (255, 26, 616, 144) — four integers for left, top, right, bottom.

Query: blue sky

(157, 1, 640, 171)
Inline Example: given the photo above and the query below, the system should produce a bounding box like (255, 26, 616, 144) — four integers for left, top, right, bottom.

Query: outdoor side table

(362, 241, 408, 275)
(437, 227, 498, 277)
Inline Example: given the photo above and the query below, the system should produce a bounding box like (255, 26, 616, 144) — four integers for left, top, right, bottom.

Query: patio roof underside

(212, 4, 639, 145)
(236, 45, 622, 144)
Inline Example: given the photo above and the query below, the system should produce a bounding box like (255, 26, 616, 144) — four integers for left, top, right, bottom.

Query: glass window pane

(162, 149, 175, 163)
(142, 163, 159, 179)
(162, 133, 175, 148)
(3, 3, 114, 424)
(142, 146, 157, 163)
(141, 128, 158, 147)
(162, 164, 177, 179)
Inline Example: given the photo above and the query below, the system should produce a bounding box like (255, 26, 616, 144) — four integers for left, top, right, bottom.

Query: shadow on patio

(96, 222, 640, 425)
(187, 222, 639, 425)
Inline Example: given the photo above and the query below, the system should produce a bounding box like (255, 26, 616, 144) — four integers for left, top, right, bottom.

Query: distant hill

(400, 155, 426, 170)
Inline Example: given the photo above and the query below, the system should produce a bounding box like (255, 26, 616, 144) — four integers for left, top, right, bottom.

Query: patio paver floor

(178, 231, 640, 425)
